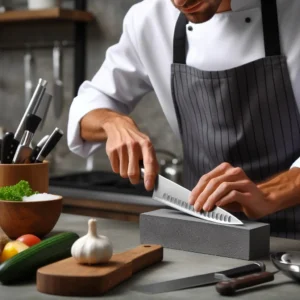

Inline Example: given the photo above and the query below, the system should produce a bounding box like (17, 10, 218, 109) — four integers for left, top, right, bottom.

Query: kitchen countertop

(1, 213, 300, 300)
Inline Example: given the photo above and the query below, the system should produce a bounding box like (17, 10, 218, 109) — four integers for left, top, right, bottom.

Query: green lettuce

(0, 180, 36, 201)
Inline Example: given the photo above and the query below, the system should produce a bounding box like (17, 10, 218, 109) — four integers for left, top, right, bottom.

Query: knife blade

(133, 262, 265, 294)
(35, 128, 63, 163)
(28, 135, 49, 163)
(1, 132, 15, 164)
(150, 173, 243, 225)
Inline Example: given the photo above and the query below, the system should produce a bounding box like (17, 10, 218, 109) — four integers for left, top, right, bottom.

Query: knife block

(140, 209, 270, 260)
(0, 161, 49, 193)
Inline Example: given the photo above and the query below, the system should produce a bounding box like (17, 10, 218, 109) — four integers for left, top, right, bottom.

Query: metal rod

(0, 41, 74, 51)
(14, 78, 47, 141)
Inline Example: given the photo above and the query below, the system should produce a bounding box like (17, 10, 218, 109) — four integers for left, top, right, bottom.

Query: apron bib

(171, 0, 300, 238)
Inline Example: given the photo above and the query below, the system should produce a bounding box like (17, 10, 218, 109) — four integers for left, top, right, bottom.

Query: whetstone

(140, 209, 270, 260)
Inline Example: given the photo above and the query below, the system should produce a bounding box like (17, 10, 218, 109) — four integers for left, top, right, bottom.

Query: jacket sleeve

(67, 5, 153, 158)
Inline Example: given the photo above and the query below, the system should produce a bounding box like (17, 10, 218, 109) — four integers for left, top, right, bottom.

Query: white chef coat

(68, 0, 300, 169)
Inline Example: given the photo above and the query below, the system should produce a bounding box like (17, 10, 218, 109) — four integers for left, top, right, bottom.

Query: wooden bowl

(0, 196, 62, 239)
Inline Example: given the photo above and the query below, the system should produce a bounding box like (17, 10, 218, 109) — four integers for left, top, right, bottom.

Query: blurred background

(0, 0, 183, 176)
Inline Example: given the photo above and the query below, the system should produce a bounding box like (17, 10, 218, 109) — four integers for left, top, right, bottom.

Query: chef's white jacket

(67, 0, 300, 168)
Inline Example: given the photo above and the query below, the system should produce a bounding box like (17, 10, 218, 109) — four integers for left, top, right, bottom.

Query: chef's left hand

(188, 162, 276, 219)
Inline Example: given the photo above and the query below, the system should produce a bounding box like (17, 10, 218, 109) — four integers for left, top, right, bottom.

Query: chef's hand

(188, 162, 277, 219)
(102, 113, 159, 191)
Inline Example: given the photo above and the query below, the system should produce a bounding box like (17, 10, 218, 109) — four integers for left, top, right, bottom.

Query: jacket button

(245, 17, 251, 23)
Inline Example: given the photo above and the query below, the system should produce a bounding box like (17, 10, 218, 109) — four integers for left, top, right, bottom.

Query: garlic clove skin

(71, 219, 113, 265)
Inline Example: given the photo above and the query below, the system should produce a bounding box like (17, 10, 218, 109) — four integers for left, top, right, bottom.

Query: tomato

(16, 234, 41, 247)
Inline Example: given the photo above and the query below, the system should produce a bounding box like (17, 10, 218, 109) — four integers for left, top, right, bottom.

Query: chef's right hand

(103, 115, 159, 191)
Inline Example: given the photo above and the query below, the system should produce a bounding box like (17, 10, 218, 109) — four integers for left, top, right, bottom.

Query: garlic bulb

(71, 218, 113, 265)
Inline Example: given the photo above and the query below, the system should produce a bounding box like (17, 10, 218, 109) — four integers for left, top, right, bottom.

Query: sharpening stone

(140, 209, 270, 260)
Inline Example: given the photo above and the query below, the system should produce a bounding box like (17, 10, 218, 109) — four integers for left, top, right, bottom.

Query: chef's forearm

(80, 108, 124, 142)
(258, 167, 300, 212)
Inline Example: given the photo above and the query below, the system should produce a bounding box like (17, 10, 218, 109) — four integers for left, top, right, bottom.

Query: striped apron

(171, 0, 300, 238)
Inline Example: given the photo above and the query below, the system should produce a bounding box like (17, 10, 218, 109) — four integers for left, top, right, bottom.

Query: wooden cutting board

(36, 244, 163, 296)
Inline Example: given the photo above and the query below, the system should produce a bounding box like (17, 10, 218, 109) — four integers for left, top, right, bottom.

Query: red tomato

(16, 234, 41, 247)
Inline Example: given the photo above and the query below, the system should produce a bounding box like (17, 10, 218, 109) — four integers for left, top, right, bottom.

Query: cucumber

(0, 231, 79, 284)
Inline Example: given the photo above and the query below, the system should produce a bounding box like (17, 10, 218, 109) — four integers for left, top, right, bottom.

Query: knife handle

(1, 133, 18, 164)
(35, 128, 63, 162)
(29, 146, 42, 163)
(216, 271, 275, 296)
(219, 262, 265, 278)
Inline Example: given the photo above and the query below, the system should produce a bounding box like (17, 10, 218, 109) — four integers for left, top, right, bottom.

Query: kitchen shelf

(0, 0, 91, 97)
(0, 8, 94, 23)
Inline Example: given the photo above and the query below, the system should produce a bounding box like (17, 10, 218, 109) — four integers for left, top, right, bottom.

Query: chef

(68, 0, 300, 238)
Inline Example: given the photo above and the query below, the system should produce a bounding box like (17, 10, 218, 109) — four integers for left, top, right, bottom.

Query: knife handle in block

(29, 146, 42, 163)
(35, 128, 63, 162)
(1, 133, 18, 164)
(120, 244, 163, 273)
(216, 271, 275, 296)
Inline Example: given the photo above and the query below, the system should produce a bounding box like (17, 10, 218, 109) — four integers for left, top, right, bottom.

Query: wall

(0, 0, 182, 174)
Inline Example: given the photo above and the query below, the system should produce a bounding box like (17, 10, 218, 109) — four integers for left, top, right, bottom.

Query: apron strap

(261, 0, 281, 56)
(173, 0, 281, 64)
(173, 12, 188, 64)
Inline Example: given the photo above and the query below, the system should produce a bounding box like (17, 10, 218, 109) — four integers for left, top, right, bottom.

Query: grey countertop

(1, 213, 300, 300)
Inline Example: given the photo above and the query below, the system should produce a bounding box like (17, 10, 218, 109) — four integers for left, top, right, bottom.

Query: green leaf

(0, 180, 36, 201)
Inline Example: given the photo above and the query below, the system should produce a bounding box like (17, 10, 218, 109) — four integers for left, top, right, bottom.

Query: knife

(35, 128, 63, 163)
(53, 41, 64, 119)
(133, 262, 265, 294)
(28, 135, 49, 163)
(14, 78, 47, 142)
(1, 132, 14, 164)
(141, 167, 243, 225)
(35, 93, 52, 130)
(13, 114, 41, 164)
(7, 79, 48, 163)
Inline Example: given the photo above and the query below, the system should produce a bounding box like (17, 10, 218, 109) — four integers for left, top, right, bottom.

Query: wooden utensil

(37, 244, 163, 296)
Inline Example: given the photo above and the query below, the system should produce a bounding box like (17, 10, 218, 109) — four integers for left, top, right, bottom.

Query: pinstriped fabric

(187, 67, 204, 177)
(171, 55, 300, 238)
